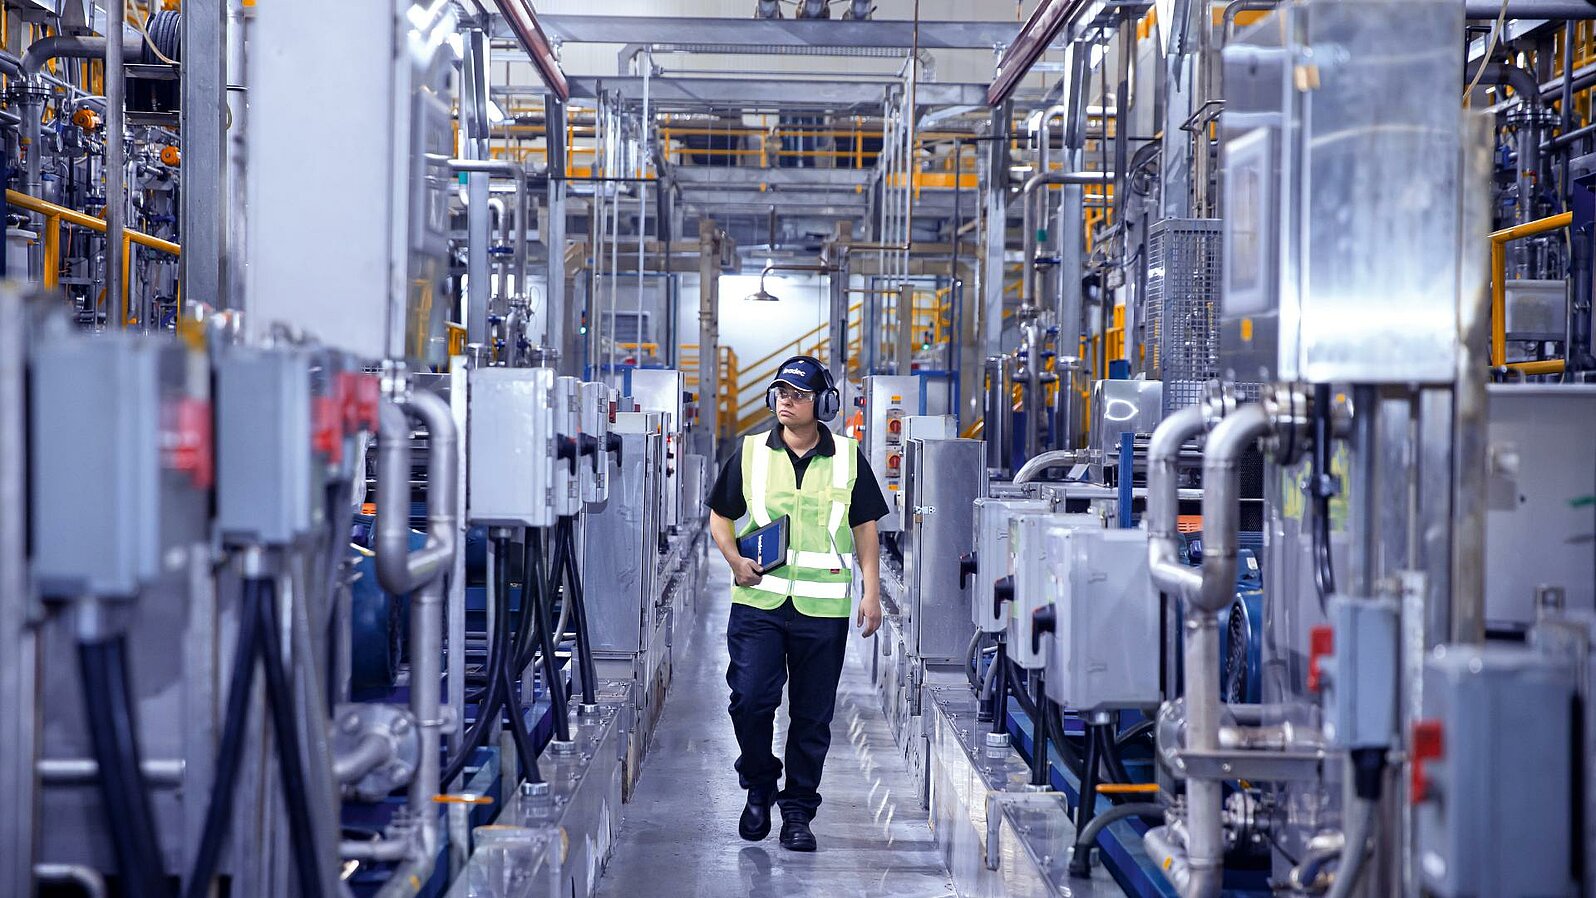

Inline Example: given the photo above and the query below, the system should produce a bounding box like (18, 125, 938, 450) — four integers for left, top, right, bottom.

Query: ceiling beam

(568, 76, 993, 111)
(988, 0, 1150, 106)
(492, 0, 569, 102)
(517, 15, 1018, 50)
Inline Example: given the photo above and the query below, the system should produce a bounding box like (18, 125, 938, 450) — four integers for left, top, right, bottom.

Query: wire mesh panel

(1147, 219, 1223, 415)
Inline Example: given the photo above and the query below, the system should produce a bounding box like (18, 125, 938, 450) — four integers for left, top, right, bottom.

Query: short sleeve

(847, 446, 890, 527)
(707, 441, 747, 520)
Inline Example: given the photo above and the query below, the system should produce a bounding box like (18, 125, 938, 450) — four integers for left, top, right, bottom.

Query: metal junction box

(1008, 513, 1102, 670)
(584, 412, 664, 655)
(1042, 528, 1160, 712)
(215, 345, 315, 547)
(1416, 644, 1576, 898)
(901, 438, 986, 664)
(862, 375, 920, 532)
(971, 497, 1053, 633)
(31, 330, 209, 597)
(552, 376, 583, 518)
(1220, 0, 1465, 384)
(580, 381, 618, 506)
(467, 367, 555, 527)
(628, 369, 685, 530)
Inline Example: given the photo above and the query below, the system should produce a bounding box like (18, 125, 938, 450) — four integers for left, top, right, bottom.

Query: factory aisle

(594, 556, 956, 898)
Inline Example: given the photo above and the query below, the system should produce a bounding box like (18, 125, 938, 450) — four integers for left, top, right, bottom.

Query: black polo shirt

(707, 424, 890, 529)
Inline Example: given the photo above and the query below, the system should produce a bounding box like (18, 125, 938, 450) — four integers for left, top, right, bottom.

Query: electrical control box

(629, 369, 685, 530)
(579, 380, 618, 505)
(971, 497, 1053, 633)
(861, 375, 919, 533)
(215, 345, 315, 547)
(1041, 528, 1160, 712)
(901, 438, 986, 664)
(1320, 595, 1399, 750)
(31, 329, 211, 597)
(467, 366, 555, 527)
(551, 376, 583, 518)
(1219, 0, 1464, 383)
(1415, 644, 1576, 898)
(1007, 513, 1102, 669)
(583, 411, 665, 654)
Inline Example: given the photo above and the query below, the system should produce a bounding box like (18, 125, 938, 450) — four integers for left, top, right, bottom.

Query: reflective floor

(594, 556, 956, 898)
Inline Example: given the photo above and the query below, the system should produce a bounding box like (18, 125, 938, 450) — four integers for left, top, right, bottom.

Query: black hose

(1310, 383, 1337, 612)
(1070, 801, 1168, 877)
(184, 583, 265, 898)
(497, 646, 544, 784)
(441, 536, 515, 788)
(557, 518, 598, 706)
(1067, 722, 1102, 876)
(965, 629, 984, 692)
(78, 635, 171, 898)
(532, 526, 573, 743)
(1115, 717, 1156, 748)
(1098, 722, 1134, 787)
(991, 640, 1010, 736)
(254, 579, 326, 898)
(1029, 671, 1050, 788)
(1044, 707, 1087, 780)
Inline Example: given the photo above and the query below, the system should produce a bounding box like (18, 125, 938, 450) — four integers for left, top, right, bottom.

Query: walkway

(594, 556, 955, 898)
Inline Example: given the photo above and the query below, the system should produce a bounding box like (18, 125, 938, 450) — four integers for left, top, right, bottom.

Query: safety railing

(1490, 211, 1572, 375)
(8, 189, 182, 326)
(729, 303, 863, 434)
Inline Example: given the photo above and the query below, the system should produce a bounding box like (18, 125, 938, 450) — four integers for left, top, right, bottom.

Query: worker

(707, 354, 887, 853)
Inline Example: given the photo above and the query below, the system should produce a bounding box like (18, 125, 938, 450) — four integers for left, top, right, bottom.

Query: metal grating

(1147, 218, 1227, 415)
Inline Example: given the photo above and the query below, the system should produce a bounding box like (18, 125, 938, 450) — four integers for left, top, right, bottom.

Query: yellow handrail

(8, 189, 181, 325)
(1490, 212, 1572, 367)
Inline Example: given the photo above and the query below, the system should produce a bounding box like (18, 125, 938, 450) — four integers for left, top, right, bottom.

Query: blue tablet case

(737, 515, 789, 574)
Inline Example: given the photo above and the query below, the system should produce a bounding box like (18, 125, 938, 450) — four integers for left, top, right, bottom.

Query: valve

(160, 145, 181, 167)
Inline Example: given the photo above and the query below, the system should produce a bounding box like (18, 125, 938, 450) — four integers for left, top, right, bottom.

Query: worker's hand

(857, 591, 883, 638)
(730, 556, 764, 587)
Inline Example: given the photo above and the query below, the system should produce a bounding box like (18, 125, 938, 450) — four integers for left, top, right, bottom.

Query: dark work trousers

(725, 597, 849, 823)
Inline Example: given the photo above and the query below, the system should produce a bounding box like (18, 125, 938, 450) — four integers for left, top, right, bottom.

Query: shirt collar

(765, 423, 836, 457)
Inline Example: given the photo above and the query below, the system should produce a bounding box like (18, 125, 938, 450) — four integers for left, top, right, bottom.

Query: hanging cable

(558, 517, 598, 705)
(253, 579, 327, 898)
(441, 535, 516, 788)
(78, 632, 171, 898)
(533, 526, 573, 743)
(1310, 383, 1338, 612)
(183, 582, 265, 898)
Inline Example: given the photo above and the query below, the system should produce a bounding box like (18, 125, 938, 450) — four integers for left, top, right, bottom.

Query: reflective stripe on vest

(733, 431, 858, 618)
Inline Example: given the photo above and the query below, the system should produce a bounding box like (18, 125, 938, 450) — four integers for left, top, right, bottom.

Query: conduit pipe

(446, 157, 532, 318)
(346, 389, 456, 884)
(1467, 61, 1542, 225)
(1144, 401, 1274, 898)
(1013, 449, 1081, 484)
(1019, 170, 1114, 310)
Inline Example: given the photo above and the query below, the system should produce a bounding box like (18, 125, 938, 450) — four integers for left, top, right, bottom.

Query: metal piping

(20, 35, 140, 79)
(446, 159, 532, 316)
(1147, 405, 1206, 601)
(1013, 449, 1081, 484)
(332, 733, 394, 784)
(1468, 61, 1542, 224)
(1019, 170, 1114, 310)
(353, 389, 456, 878)
(1195, 403, 1269, 613)
(106, 4, 126, 329)
(34, 863, 107, 898)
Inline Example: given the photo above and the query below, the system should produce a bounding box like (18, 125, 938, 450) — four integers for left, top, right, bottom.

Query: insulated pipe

(1194, 403, 1270, 613)
(1013, 449, 1081, 484)
(1147, 405, 1206, 601)
(34, 863, 107, 898)
(1019, 170, 1114, 310)
(356, 389, 456, 876)
(1467, 61, 1542, 224)
(446, 158, 532, 320)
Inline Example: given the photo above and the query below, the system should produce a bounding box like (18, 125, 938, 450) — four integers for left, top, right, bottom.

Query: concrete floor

(594, 556, 956, 898)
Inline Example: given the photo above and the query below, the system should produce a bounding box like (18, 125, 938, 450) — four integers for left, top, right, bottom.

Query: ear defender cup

(767, 356, 842, 422)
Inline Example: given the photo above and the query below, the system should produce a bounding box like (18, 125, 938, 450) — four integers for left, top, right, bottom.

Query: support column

(697, 219, 722, 457)
(826, 221, 853, 396)
(982, 103, 1011, 359)
(181, 0, 226, 312)
(544, 95, 569, 367)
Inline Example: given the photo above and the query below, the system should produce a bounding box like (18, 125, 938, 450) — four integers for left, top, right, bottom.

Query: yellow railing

(1490, 212, 1572, 368)
(678, 344, 741, 440)
(8, 189, 182, 326)
(729, 304, 863, 434)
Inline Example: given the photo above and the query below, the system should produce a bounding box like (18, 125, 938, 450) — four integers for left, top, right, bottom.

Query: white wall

(675, 272, 835, 410)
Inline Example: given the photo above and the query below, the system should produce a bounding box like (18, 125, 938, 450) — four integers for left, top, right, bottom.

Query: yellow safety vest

(732, 432, 858, 618)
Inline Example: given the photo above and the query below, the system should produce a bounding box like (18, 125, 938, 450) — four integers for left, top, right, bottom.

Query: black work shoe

(779, 818, 817, 852)
(739, 791, 774, 841)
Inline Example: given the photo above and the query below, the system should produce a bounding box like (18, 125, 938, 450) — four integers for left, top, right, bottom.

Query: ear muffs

(766, 356, 842, 423)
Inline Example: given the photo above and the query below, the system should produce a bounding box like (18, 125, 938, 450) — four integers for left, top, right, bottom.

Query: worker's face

(774, 384, 817, 426)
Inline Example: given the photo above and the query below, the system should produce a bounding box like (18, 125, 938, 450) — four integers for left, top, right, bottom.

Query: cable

(184, 582, 265, 898)
(557, 518, 599, 706)
(440, 536, 514, 789)
(254, 580, 326, 898)
(1066, 721, 1102, 876)
(497, 643, 545, 784)
(78, 635, 171, 898)
(1462, 0, 1511, 104)
(532, 526, 573, 743)
(1310, 383, 1338, 612)
(1069, 801, 1167, 877)
(1097, 721, 1134, 787)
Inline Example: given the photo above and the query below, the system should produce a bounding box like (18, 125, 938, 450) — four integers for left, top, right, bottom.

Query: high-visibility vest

(732, 432, 857, 618)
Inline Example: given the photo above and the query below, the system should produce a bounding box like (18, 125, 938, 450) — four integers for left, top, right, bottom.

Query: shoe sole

(779, 839, 816, 852)
(739, 824, 771, 842)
